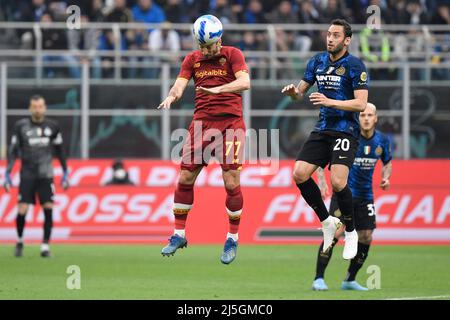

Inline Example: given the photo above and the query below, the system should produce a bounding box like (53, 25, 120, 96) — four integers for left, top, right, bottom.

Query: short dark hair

(331, 19, 352, 38)
(30, 94, 44, 102)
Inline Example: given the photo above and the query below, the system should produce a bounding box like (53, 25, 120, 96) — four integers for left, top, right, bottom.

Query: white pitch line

(386, 295, 450, 300)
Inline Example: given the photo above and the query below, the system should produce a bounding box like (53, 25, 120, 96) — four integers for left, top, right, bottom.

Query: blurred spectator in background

(211, 0, 238, 24)
(40, 12, 81, 78)
(132, 0, 165, 23)
(164, 0, 185, 23)
(430, 2, 450, 80)
(130, 0, 166, 78)
(68, 14, 102, 78)
(267, 0, 299, 79)
(147, 21, 180, 77)
(105, 159, 135, 185)
(318, 0, 347, 23)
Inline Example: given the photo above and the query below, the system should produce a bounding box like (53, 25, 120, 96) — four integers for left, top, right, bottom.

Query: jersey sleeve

(230, 48, 249, 74)
(177, 53, 194, 80)
(350, 58, 369, 90)
(6, 122, 22, 173)
(381, 134, 392, 165)
(302, 55, 316, 85)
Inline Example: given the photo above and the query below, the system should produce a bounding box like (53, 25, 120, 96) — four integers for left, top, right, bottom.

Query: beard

(327, 41, 345, 55)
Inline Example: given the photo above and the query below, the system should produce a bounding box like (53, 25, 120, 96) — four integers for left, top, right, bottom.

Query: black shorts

(296, 131, 359, 169)
(18, 178, 55, 205)
(329, 195, 376, 230)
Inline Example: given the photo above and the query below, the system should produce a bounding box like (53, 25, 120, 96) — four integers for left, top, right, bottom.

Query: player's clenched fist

(158, 96, 175, 109)
(281, 84, 299, 100)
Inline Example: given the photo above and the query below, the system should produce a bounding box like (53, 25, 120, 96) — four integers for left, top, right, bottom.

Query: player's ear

(344, 36, 351, 46)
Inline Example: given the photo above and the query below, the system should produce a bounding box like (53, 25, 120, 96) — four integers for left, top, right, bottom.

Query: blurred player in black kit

(4, 95, 69, 258)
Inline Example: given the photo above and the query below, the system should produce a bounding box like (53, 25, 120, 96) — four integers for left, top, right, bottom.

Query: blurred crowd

(0, 0, 449, 80)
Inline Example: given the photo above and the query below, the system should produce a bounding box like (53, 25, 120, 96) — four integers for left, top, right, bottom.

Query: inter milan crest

(364, 145, 371, 155)
(336, 66, 345, 75)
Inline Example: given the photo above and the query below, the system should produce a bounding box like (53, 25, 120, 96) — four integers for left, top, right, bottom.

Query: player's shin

(225, 186, 243, 241)
(296, 178, 329, 222)
(16, 213, 26, 243)
(43, 208, 53, 244)
(345, 242, 370, 281)
(173, 183, 194, 238)
(335, 185, 355, 232)
(315, 238, 338, 280)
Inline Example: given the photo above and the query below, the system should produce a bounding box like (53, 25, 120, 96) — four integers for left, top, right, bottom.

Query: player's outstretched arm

(380, 160, 392, 190)
(281, 80, 312, 101)
(196, 71, 250, 95)
(4, 128, 20, 192)
(158, 77, 189, 109)
(316, 167, 330, 200)
(309, 89, 368, 112)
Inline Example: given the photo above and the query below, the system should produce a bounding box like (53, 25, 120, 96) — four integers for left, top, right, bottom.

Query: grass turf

(0, 244, 449, 300)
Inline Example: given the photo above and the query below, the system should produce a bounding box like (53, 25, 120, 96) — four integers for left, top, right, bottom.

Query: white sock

(227, 232, 238, 241)
(174, 229, 185, 238)
(17, 237, 23, 244)
(41, 243, 49, 252)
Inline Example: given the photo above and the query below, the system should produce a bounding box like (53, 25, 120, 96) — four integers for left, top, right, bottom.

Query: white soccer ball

(192, 15, 223, 45)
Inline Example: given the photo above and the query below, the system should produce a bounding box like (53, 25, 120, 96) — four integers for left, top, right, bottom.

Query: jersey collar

(328, 50, 349, 64)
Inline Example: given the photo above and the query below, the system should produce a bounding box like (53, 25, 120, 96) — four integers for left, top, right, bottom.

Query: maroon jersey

(177, 46, 249, 119)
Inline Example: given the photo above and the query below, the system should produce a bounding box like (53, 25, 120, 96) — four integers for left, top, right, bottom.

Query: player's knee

(43, 202, 53, 210)
(18, 204, 28, 215)
(358, 231, 373, 245)
(330, 176, 347, 192)
(178, 170, 196, 185)
(224, 180, 239, 191)
(292, 168, 310, 184)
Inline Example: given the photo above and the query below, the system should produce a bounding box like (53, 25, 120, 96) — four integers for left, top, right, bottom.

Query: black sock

(335, 185, 355, 232)
(345, 242, 370, 281)
(315, 238, 338, 280)
(296, 178, 329, 222)
(16, 214, 26, 242)
(43, 208, 53, 244)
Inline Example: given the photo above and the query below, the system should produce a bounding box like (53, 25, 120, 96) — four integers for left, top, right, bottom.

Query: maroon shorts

(180, 116, 246, 171)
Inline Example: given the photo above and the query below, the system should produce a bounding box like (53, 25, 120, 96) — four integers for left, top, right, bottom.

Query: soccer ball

(192, 15, 223, 45)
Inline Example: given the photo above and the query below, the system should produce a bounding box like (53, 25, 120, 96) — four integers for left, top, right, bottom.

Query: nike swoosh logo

(339, 156, 347, 159)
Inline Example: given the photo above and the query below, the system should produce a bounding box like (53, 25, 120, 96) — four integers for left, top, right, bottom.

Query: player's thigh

(222, 169, 240, 190)
(329, 164, 350, 191)
(330, 133, 358, 169)
(36, 178, 55, 205)
(222, 118, 246, 170)
(354, 199, 376, 236)
(293, 160, 319, 183)
(178, 167, 203, 185)
(18, 179, 37, 205)
(296, 132, 331, 170)
(180, 120, 208, 170)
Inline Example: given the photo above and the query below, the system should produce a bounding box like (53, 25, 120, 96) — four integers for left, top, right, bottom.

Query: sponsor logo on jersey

(195, 69, 228, 78)
(28, 137, 50, 146)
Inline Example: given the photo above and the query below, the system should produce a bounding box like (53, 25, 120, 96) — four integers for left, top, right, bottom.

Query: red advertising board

(1, 160, 450, 244)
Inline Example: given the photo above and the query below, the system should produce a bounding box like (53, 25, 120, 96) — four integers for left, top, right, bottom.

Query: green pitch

(1, 244, 449, 300)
